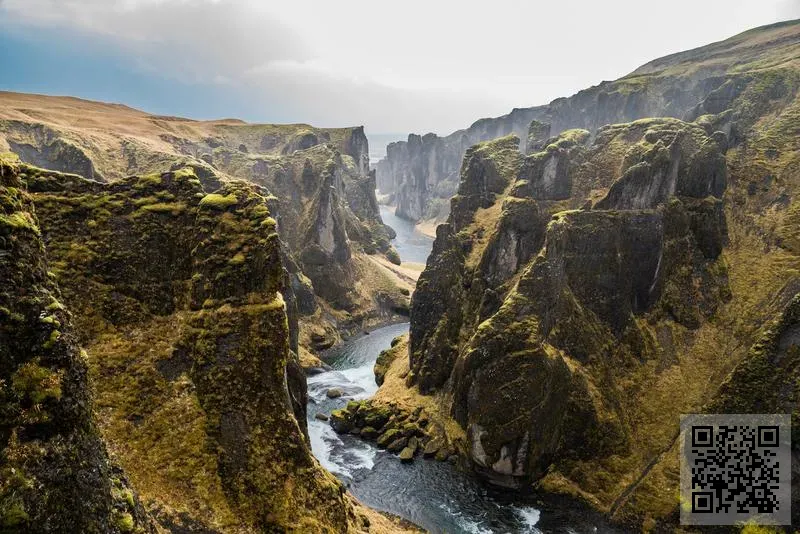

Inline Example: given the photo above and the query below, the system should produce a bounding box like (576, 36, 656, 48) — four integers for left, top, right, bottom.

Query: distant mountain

(377, 19, 800, 224)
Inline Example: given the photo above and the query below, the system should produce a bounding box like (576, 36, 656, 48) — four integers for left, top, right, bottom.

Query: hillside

(0, 91, 411, 354)
(376, 19, 800, 227)
(365, 19, 800, 530)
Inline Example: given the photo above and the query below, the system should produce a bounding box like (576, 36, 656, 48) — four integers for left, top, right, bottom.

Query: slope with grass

(376, 20, 800, 230)
(398, 31, 800, 528)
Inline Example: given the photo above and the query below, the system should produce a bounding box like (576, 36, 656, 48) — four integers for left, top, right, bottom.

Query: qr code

(680, 414, 791, 525)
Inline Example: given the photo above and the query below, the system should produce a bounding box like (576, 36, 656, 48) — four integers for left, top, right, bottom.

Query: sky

(1, 0, 799, 136)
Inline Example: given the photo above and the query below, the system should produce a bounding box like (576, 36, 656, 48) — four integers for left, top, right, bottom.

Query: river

(306, 206, 613, 533)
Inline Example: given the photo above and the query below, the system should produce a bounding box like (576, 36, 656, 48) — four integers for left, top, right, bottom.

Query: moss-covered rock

(16, 161, 359, 532)
(374, 348, 396, 386)
(377, 428, 402, 449)
(385, 246, 402, 265)
(0, 154, 154, 533)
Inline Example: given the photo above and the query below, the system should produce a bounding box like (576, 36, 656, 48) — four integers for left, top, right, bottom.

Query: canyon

(371, 18, 800, 531)
(1, 16, 800, 534)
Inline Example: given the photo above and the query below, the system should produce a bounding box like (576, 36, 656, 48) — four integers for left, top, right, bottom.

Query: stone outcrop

(329, 400, 457, 464)
(1, 157, 367, 532)
(0, 155, 154, 532)
(0, 93, 408, 347)
(407, 41, 800, 525)
(376, 20, 800, 225)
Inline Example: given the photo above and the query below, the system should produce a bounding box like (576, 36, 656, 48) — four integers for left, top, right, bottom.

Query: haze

(1, 0, 798, 135)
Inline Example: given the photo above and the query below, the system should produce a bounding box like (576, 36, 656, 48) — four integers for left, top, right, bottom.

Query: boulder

(376, 428, 401, 448)
(360, 426, 379, 440)
(399, 447, 415, 462)
(423, 440, 441, 458)
(329, 409, 352, 433)
(387, 437, 408, 453)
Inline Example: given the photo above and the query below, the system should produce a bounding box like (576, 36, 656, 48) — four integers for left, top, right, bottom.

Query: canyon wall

(1, 156, 373, 531)
(408, 20, 800, 528)
(376, 20, 800, 225)
(0, 155, 156, 533)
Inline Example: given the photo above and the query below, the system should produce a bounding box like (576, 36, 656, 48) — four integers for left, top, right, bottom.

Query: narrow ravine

(306, 207, 611, 534)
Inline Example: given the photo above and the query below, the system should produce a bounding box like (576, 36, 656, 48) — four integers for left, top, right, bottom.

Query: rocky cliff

(0, 155, 154, 532)
(0, 155, 381, 532)
(376, 20, 800, 226)
(0, 94, 408, 350)
(406, 30, 800, 527)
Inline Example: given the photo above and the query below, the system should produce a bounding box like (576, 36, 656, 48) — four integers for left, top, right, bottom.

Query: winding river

(306, 206, 612, 533)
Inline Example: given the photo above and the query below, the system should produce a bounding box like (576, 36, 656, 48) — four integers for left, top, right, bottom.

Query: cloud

(777, 0, 800, 18)
(0, 0, 310, 81)
(1, 0, 798, 134)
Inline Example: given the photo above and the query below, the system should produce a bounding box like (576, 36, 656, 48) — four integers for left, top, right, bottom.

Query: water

(305, 203, 615, 533)
(380, 205, 434, 265)
(306, 323, 545, 533)
(306, 323, 614, 533)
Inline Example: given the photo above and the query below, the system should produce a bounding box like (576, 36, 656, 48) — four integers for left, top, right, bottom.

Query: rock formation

(0, 155, 374, 531)
(0, 155, 154, 532)
(406, 23, 800, 526)
(376, 20, 800, 227)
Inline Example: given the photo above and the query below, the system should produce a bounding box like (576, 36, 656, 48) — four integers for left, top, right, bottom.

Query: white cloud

(1, 0, 797, 133)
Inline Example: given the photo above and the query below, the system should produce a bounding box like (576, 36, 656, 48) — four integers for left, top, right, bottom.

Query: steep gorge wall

(0, 156, 154, 532)
(407, 46, 800, 527)
(377, 20, 800, 224)
(1, 157, 367, 532)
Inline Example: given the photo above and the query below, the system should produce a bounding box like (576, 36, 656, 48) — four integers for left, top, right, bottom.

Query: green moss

(114, 512, 135, 532)
(172, 167, 197, 180)
(46, 299, 65, 312)
(0, 306, 24, 322)
(139, 202, 186, 215)
(229, 252, 247, 265)
(0, 211, 40, 235)
(133, 173, 163, 190)
(0, 501, 28, 528)
(39, 315, 61, 328)
(199, 193, 238, 210)
(11, 361, 62, 404)
(43, 329, 61, 350)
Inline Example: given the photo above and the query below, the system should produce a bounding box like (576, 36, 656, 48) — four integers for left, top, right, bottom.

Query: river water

(306, 205, 614, 533)
(378, 205, 433, 265)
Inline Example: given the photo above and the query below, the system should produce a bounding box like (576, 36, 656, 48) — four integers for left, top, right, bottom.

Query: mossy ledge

(0, 153, 154, 532)
(406, 67, 800, 530)
(7, 158, 371, 532)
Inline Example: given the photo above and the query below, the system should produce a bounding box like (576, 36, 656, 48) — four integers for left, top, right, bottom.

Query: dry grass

(415, 219, 438, 238)
(368, 255, 420, 287)
(0, 91, 360, 181)
(373, 335, 466, 445)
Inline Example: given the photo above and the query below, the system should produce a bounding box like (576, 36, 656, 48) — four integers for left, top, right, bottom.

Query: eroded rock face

(0, 155, 153, 532)
(376, 109, 539, 222)
(375, 21, 800, 224)
(410, 118, 731, 493)
(5, 122, 101, 181)
(0, 99, 395, 326)
(16, 162, 357, 532)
